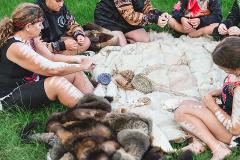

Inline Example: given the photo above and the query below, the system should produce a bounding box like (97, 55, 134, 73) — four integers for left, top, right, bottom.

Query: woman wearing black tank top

(0, 3, 95, 110)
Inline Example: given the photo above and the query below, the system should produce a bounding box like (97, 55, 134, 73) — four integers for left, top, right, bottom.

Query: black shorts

(0, 80, 52, 111)
(94, 10, 142, 34)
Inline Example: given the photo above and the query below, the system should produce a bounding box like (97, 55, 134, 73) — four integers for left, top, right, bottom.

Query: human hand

(64, 39, 78, 51)
(76, 35, 85, 45)
(189, 18, 200, 29)
(81, 57, 95, 70)
(158, 12, 169, 27)
(228, 26, 240, 36)
(218, 23, 228, 35)
(181, 17, 193, 31)
(208, 89, 221, 97)
(202, 94, 217, 109)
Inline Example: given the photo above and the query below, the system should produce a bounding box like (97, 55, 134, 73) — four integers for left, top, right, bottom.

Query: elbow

(230, 127, 240, 136)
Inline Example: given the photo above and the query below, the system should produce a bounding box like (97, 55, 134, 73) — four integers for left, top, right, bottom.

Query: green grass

(0, 0, 239, 160)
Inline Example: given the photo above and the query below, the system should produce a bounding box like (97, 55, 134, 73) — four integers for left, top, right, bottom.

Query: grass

(0, 0, 239, 160)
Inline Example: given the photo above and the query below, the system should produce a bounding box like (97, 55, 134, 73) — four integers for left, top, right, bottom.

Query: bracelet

(73, 30, 85, 40)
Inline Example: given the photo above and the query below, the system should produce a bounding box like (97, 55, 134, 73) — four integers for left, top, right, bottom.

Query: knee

(45, 76, 67, 89)
(174, 100, 190, 122)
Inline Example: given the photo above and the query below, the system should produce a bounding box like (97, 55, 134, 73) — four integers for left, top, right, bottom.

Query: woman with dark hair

(0, 3, 94, 111)
(94, 0, 169, 46)
(174, 37, 240, 160)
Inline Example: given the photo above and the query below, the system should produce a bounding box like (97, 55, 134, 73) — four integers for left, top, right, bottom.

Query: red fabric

(188, 0, 201, 16)
(23, 73, 39, 83)
(174, 0, 211, 18)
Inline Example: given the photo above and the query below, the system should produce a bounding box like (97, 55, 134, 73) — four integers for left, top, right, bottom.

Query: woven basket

(132, 74, 153, 94)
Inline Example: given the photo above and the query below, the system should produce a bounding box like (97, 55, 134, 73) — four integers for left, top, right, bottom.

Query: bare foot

(181, 138, 206, 154)
(210, 144, 231, 160)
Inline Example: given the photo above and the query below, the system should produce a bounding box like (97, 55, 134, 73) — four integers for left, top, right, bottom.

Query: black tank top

(0, 38, 37, 97)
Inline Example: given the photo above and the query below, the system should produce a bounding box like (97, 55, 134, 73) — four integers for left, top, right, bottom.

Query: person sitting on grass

(0, 3, 95, 111)
(94, 0, 169, 46)
(174, 37, 240, 160)
(168, 0, 222, 38)
(35, 0, 90, 55)
(213, 0, 240, 40)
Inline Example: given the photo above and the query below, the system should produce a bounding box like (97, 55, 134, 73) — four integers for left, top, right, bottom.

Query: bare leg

(61, 36, 91, 55)
(44, 76, 84, 107)
(64, 72, 94, 94)
(168, 18, 185, 33)
(176, 100, 232, 143)
(175, 100, 231, 159)
(125, 28, 150, 43)
(112, 31, 127, 46)
(168, 18, 195, 33)
(188, 23, 219, 38)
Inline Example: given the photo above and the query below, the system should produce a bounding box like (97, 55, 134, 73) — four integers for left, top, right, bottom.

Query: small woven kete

(113, 70, 135, 90)
(119, 70, 135, 82)
(132, 74, 153, 94)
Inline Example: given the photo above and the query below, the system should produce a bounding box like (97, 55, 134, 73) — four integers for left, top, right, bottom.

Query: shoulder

(7, 41, 36, 59)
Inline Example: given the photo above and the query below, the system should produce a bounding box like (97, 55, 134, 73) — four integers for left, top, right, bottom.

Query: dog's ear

(104, 96, 113, 103)
(20, 121, 39, 143)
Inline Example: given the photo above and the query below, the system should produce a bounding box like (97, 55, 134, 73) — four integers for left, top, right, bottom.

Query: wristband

(73, 30, 85, 40)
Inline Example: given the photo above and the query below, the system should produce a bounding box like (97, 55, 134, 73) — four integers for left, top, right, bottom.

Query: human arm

(64, 8, 86, 44)
(199, 0, 222, 26)
(6, 42, 93, 77)
(222, 0, 240, 28)
(204, 87, 240, 135)
(114, 0, 163, 26)
(34, 37, 91, 64)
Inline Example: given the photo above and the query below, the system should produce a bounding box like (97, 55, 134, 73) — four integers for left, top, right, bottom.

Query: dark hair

(212, 36, 240, 69)
(0, 3, 43, 47)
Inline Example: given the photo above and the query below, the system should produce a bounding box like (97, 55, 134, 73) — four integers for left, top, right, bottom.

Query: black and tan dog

(83, 23, 118, 51)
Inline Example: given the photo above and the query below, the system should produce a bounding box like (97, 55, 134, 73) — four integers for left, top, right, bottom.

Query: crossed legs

(175, 100, 232, 160)
(112, 28, 150, 46)
(168, 18, 219, 38)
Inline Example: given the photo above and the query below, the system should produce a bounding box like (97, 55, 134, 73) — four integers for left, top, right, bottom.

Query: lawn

(0, 0, 239, 160)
